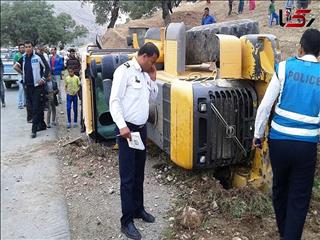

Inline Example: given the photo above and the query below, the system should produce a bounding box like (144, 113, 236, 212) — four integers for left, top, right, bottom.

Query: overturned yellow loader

(82, 19, 280, 189)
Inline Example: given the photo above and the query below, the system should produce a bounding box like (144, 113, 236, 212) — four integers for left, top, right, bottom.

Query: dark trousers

(0, 81, 5, 104)
(66, 94, 78, 123)
(78, 86, 85, 131)
(116, 122, 147, 226)
(25, 85, 46, 133)
(238, 0, 244, 13)
(269, 139, 317, 240)
(25, 85, 33, 121)
(228, 0, 233, 15)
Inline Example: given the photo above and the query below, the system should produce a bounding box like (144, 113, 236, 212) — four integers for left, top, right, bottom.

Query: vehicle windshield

(3, 63, 17, 74)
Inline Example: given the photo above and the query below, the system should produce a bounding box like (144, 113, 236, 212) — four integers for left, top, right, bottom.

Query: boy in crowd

(45, 74, 59, 128)
(269, 0, 279, 26)
(65, 68, 80, 128)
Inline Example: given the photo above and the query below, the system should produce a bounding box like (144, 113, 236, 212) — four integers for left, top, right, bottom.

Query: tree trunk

(107, 0, 120, 28)
(162, 0, 171, 26)
(174, 0, 183, 7)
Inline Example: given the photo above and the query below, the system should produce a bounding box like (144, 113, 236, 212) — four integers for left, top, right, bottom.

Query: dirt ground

(57, 1, 320, 239)
(57, 134, 175, 240)
(57, 129, 319, 239)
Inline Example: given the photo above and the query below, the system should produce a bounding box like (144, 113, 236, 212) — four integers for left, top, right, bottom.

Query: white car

(3, 60, 19, 88)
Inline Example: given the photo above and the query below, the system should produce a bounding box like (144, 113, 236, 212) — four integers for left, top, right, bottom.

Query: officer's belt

(126, 122, 145, 130)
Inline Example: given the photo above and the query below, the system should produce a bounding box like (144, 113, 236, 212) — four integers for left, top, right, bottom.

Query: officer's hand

(148, 64, 157, 81)
(120, 127, 131, 140)
(38, 79, 45, 85)
(252, 137, 263, 149)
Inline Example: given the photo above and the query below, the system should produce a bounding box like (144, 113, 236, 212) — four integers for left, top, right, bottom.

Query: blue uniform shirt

(201, 15, 216, 25)
(254, 55, 320, 143)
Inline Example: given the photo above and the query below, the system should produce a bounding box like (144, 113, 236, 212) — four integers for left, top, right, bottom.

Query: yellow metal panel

(260, 38, 275, 78)
(248, 138, 272, 192)
(240, 37, 255, 80)
(164, 40, 178, 76)
(132, 33, 139, 49)
(82, 77, 94, 135)
(240, 36, 275, 82)
(170, 79, 193, 169)
(86, 54, 102, 64)
(145, 39, 164, 63)
(217, 35, 242, 79)
(81, 53, 95, 135)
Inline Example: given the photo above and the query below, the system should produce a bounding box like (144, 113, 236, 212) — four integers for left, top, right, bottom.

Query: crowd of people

(9, 41, 82, 138)
(202, 0, 257, 25)
(202, 0, 312, 27)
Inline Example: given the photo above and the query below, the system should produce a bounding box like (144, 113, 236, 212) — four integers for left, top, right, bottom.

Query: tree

(0, 1, 88, 47)
(54, 13, 89, 48)
(82, 0, 120, 28)
(83, 0, 182, 28)
(120, 1, 159, 20)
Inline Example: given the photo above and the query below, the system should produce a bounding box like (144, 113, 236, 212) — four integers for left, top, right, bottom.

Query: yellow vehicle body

(82, 20, 280, 189)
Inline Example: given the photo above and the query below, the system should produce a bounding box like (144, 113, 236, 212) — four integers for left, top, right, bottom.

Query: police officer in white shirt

(110, 42, 159, 240)
(253, 29, 320, 240)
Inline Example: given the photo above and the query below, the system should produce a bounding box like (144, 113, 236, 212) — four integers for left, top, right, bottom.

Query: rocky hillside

(49, 1, 106, 43)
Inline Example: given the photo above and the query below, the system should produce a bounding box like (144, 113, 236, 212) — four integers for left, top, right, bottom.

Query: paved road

(1, 88, 70, 239)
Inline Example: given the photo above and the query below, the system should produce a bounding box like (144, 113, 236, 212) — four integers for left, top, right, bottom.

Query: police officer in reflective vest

(110, 42, 159, 240)
(253, 29, 320, 240)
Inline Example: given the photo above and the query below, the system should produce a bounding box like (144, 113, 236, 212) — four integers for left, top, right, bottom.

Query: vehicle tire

(90, 59, 100, 78)
(186, 19, 259, 64)
(5, 82, 12, 89)
(100, 54, 129, 80)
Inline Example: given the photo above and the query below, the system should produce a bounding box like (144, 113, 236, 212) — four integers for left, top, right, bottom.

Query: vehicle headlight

(198, 102, 207, 113)
(199, 155, 206, 164)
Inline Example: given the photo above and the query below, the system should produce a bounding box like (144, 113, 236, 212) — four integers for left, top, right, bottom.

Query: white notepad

(127, 132, 145, 150)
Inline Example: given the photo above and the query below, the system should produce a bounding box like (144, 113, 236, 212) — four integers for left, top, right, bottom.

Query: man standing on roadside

(110, 42, 159, 240)
(228, 0, 234, 16)
(65, 49, 81, 77)
(14, 40, 50, 138)
(201, 7, 216, 25)
(49, 47, 64, 104)
(14, 43, 25, 109)
(253, 29, 320, 240)
(37, 45, 50, 65)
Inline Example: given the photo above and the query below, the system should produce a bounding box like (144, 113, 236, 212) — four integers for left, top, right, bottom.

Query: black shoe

(121, 222, 141, 240)
(31, 132, 36, 138)
(134, 210, 155, 223)
(37, 122, 47, 131)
